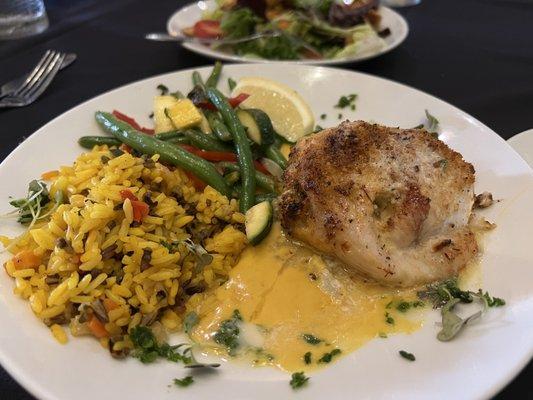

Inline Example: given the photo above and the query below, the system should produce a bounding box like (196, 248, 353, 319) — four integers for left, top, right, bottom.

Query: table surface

(0, 0, 532, 398)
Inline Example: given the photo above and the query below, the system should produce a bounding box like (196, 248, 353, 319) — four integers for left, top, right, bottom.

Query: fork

(0, 50, 66, 108)
(145, 31, 281, 45)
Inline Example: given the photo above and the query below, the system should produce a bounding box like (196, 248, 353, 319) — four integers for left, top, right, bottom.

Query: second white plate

(167, 1, 408, 65)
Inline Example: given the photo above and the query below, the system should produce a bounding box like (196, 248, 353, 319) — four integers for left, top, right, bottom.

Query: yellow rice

(1, 145, 247, 351)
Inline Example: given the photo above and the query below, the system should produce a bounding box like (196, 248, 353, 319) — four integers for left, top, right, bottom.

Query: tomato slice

(193, 20, 223, 39)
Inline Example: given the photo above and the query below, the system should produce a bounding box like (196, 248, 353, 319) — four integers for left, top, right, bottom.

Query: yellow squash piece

(153, 95, 179, 133)
(166, 99, 203, 130)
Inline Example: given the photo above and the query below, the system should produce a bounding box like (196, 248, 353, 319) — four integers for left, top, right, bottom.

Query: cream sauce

(189, 223, 427, 372)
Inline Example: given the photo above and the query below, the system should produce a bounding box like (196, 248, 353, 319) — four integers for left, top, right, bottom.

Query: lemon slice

(231, 77, 315, 142)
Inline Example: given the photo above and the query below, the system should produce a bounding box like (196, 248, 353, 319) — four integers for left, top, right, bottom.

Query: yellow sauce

(189, 223, 425, 372)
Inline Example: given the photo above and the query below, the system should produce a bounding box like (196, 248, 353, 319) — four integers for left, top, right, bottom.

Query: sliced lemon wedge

(231, 77, 315, 142)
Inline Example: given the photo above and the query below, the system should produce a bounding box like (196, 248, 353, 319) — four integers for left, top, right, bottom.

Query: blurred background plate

(167, 0, 408, 65)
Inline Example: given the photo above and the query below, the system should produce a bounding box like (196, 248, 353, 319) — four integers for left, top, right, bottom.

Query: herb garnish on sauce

(290, 372, 309, 389)
(173, 376, 194, 387)
(213, 309, 242, 355)
(399, 350, 416, 361)
(318, 348, 341, 363)
(302, 333, 323, 345)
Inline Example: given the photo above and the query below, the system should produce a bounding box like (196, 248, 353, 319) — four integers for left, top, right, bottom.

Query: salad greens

(198, 1, 386, 60)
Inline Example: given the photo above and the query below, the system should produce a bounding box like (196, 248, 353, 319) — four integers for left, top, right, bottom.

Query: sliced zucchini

(237, 109, 261, 145)
(237, 109, 274, 146)
(245, 201, 273, 246)
(246, 109, 274, 146)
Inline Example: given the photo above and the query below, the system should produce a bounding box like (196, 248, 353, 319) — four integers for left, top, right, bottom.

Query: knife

(0, 53, 77, 99)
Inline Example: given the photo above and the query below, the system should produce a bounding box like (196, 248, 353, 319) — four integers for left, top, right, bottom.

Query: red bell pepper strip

(184, 171, 207, 191)
(112, 110, 154, 135)
(197, 93, 250, 111)
(179, 145, 270, 174)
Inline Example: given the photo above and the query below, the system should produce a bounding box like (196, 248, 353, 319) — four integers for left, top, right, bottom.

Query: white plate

(1, 64, 532, 400)
(167, 1, 408, 65)
(508, 129, 533, 168)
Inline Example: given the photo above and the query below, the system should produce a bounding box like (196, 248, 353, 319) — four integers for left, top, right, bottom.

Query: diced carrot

(88, 315, 108, 338)
(12, 250, 42, 270)
(131, 200, 149, 222)
(120, 190, 148, 222)
(103, 298, 119, 312)
(120, 189, 138, 202)
(119, 143, 132, 153)
(41, 170, 59, 180)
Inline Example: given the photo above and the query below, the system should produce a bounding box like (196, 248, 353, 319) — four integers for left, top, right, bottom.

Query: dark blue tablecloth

(0, 0, 531, 398)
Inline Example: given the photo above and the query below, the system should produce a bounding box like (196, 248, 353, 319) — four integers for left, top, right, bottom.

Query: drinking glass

(0, 0, 48, 39)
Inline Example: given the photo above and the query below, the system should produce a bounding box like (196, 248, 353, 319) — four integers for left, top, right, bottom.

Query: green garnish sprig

(290, 372, 309, 390)
(129, 326, 219, 368)
(5, 180, 64, 228)
(418, 278, 505, 341)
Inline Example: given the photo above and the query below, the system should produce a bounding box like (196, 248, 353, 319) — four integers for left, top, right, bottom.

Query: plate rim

(166, 2, 409, 65)
(0, 64, 532, 400)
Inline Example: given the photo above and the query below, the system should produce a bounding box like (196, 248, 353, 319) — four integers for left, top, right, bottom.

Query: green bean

(265, 144, 287, 169)
(218, 162, 276, 194)
(206, 111, 232, 142)
(231, 188, 277, 204)
(205, 61, 222, 88)
(95, 112, 231, 197)
(167, 136, 190, 145)
(78, 136, 121, 149)
(192, 71, 205, 89)
(256, 192, 278, 203)
(154, 130, 183, 140)
(183, 130, 233, 152)
(207, 88, 256, 212)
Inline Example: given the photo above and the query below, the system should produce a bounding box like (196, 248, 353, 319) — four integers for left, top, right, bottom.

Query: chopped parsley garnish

(290, 372, 309, 390)
(481, 291, 506, 307)
(399, 350, 416, 361)
(396, 300, 425, 313)
(302, 333, 323, 345)
(184, 311, 199, 334)
(173, 376, 194, 387)
(338, 113, 343, 119)
(385, 312, 395, 325)
(303, 351, 312, 364)
(320, 113, 327, 120)
(425, 109, 439, 132)
(129, 326, 193, 364)
(378, 332, 388, 339)
(157, 84, 169, 95)
(335, 93, 358, 109)
(418, 278, 505, 341)
(228, 78, 237, 91)
(213, 309, 242, 355)
(317, 348, 341, 363)
(313, 125, 324, 133)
